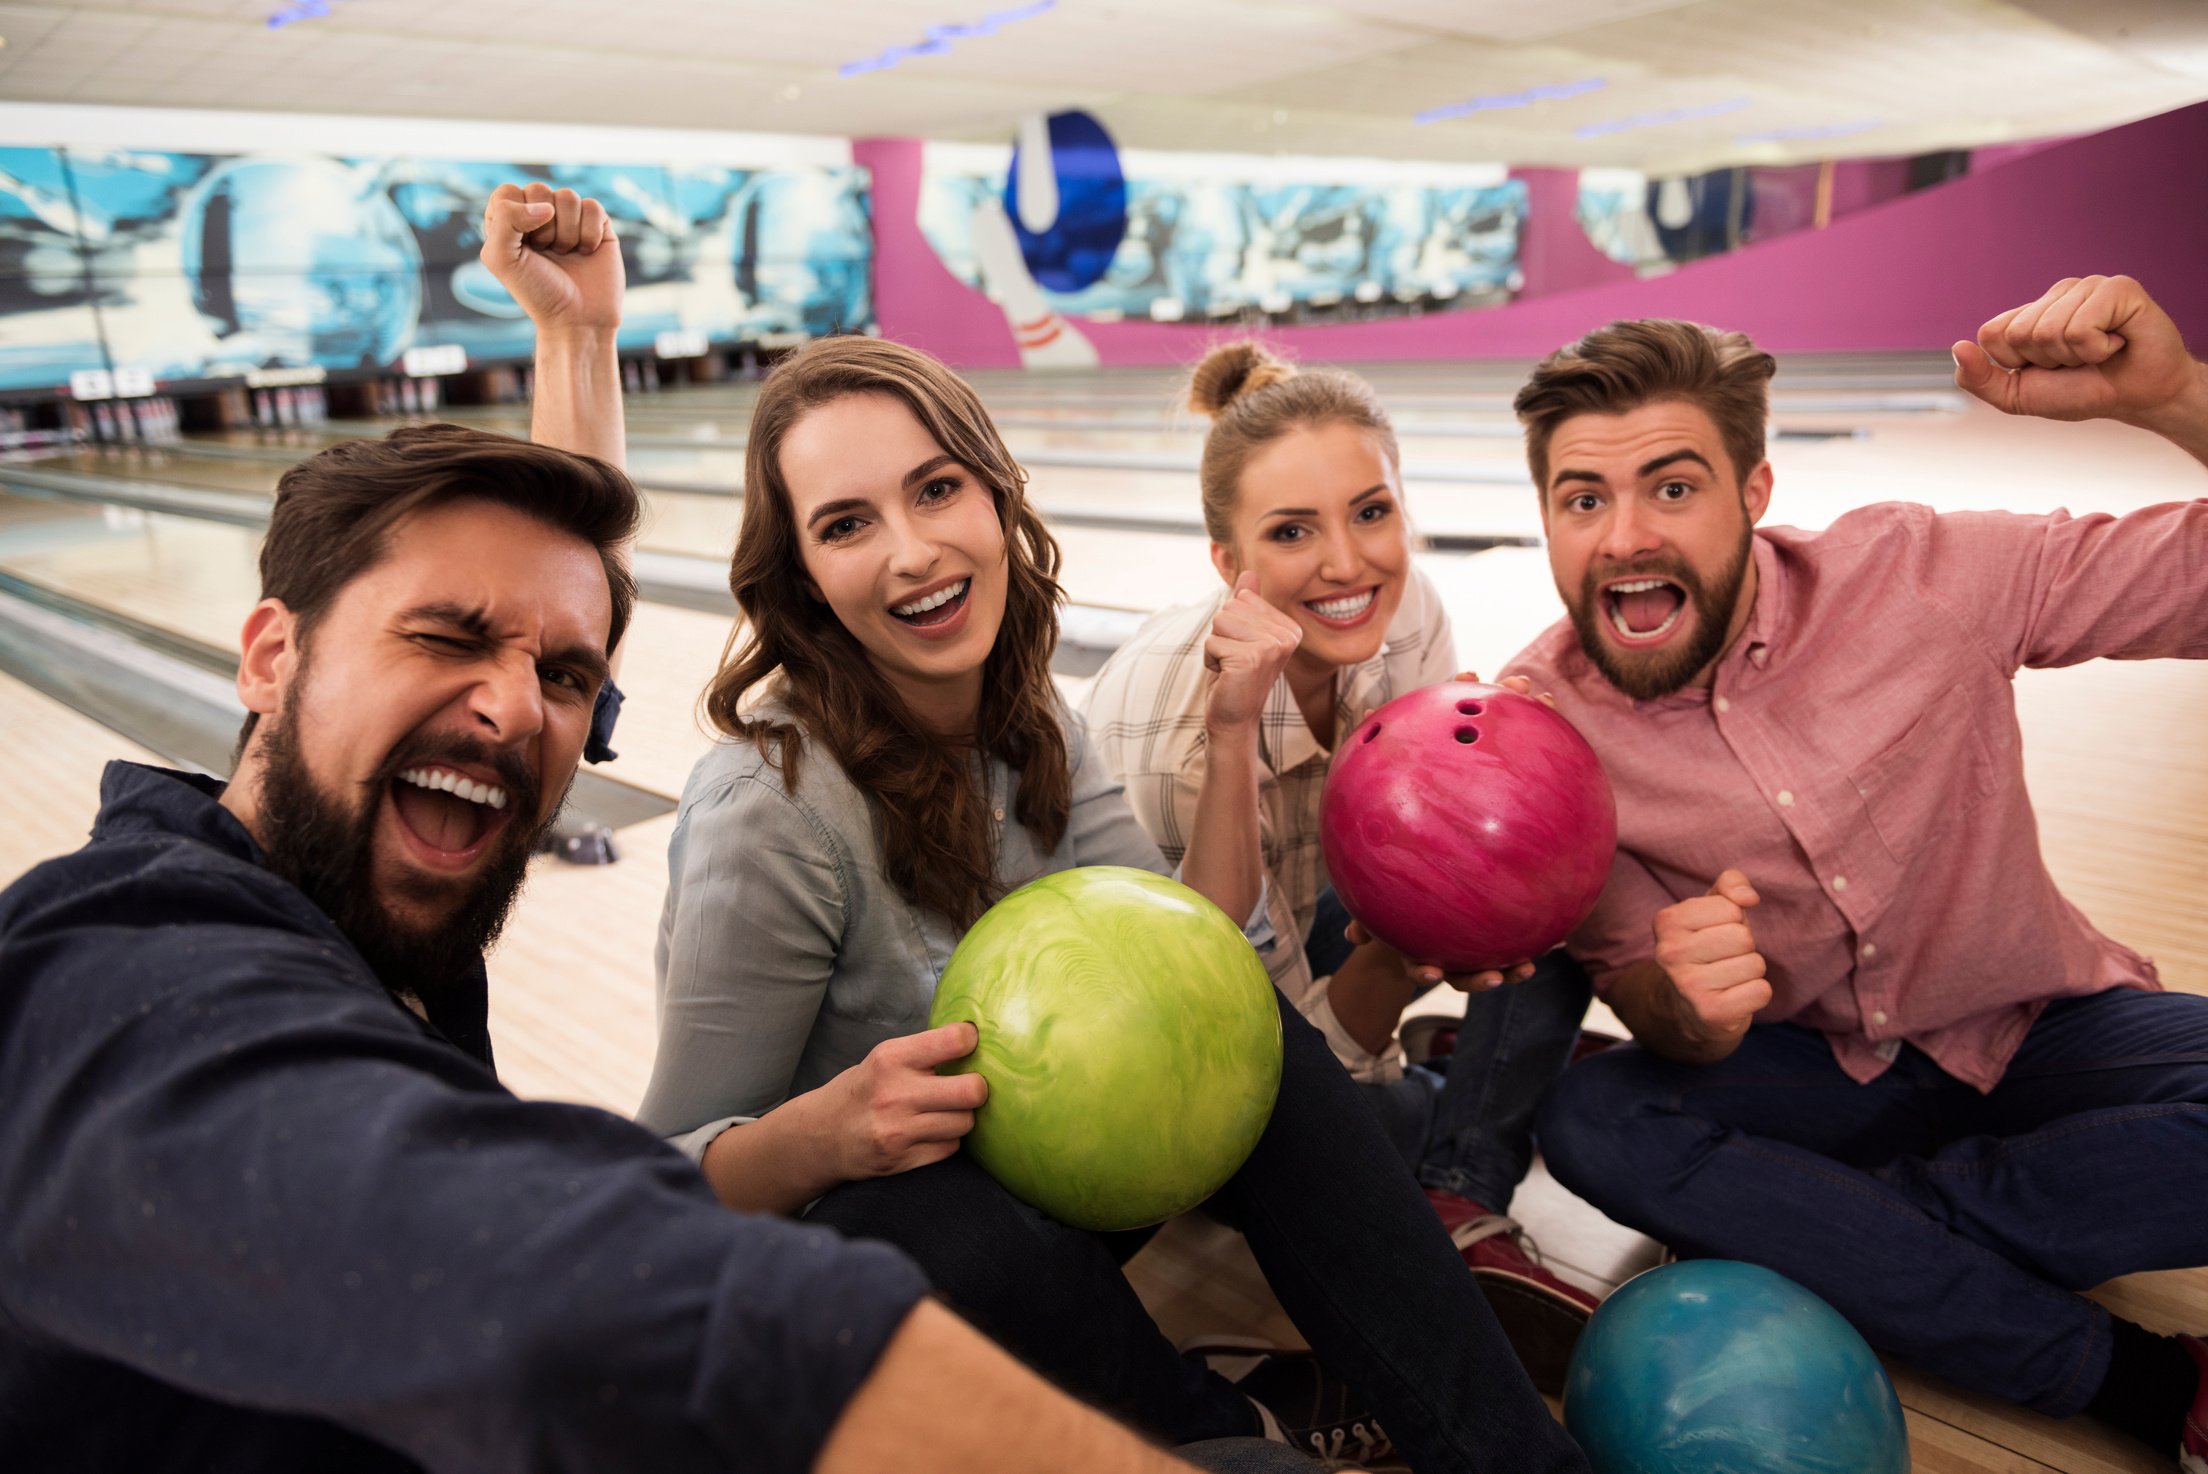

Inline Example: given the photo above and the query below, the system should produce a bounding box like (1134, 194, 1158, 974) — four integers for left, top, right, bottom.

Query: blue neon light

(1576, 97, 1752, 139)
(840, 0, 1056, 78)
(1414, 78, 1606, 127)
(267, 0, 353, 28)
(1733, 119, 1882, 145)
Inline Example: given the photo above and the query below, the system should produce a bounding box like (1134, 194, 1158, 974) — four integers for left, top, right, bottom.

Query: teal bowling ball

(927, 866, 1282, 1232)
(1563, 1260, 1908, 1474)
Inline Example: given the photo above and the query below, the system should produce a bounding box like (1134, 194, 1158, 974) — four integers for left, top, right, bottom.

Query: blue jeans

(1535, 987, 2208, 1416)
(808, 985, 1589, 1473)
(1305, 888, 1594, 1212)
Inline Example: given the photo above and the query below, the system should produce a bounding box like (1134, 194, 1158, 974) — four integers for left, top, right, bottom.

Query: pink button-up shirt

(1504, 498, 2208, 1091)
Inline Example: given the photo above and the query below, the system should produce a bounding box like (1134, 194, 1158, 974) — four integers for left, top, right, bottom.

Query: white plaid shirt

(1084, 569, 1458, 1080)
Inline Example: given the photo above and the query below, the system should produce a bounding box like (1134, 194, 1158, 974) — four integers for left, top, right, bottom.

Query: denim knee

(1534, 1046, 1663, 1203)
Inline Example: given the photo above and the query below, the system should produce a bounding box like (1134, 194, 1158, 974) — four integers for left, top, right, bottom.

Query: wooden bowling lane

(0, 669, 165, 886)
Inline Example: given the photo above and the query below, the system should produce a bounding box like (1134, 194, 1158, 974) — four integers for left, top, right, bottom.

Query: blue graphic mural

(1004, 111, 1126, 293)
(923, 150, 1524, 322)
(0, 147, 872, 393)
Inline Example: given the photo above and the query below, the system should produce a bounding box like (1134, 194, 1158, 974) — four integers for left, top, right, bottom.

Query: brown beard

(250, 678, 562, 1014)
(1568, 524, 1753, 701)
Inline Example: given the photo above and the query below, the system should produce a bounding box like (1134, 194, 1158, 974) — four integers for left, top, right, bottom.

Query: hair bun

(1187, 340, 1296, 419)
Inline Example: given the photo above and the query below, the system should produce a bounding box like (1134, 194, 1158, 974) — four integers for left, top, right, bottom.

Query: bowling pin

(969, 196, 1098, 369)
(421, 377, 440, 411)
(1014, 113, 1061, 235)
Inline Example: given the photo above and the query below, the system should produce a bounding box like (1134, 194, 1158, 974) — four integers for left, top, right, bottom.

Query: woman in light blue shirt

(635, 335, 1586, 1474)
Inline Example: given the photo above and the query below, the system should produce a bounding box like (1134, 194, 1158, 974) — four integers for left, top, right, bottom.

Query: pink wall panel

(862, 102, 2208, 367)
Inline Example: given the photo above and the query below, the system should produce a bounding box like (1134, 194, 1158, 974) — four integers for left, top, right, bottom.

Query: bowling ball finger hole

(1454, 726, 1479, 744)
(1456, 699, 1485, 716)
(1360, 724, 1382, 744)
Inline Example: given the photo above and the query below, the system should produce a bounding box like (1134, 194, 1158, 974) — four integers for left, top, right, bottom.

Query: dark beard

(1568, 526, 1753, 701)
(252, 708, 561, 1019)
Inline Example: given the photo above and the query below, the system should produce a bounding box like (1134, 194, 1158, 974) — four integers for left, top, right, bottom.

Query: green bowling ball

(928, 865, 1283, 1232)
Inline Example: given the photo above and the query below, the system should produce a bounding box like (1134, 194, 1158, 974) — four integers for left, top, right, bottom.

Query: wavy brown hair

(703, 337, 1069, 928)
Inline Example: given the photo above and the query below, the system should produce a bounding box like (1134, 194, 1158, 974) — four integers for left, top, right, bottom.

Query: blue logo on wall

(1004, 110, 1127, 294)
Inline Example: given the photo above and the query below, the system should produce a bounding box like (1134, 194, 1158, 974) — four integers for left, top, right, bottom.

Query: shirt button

(1776, 789, 1795, 807)
(1831, 875, 1849, 892)
(1871, 1009, 1890, 1027)
(1861, 941, 1877, 959)
(993, 806, 1005, 822)
(1714, 695, 1731, 713)
(1874, 1039, 1901, 1063)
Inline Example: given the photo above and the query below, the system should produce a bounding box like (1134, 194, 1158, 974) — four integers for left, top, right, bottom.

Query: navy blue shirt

(0, 763, 927, 1473)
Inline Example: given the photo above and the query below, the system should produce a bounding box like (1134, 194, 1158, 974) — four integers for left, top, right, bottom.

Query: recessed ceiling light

(1416, 78, 1605, 127)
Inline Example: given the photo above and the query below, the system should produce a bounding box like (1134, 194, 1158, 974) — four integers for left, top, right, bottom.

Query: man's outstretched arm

(1953, 273, 2208, 466)
(478, 182, 627, 471)
(822, 1300, 1200, 1474)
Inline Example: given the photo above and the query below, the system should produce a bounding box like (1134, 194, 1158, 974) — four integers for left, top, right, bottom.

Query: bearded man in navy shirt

(0, 424, 1215, 1474)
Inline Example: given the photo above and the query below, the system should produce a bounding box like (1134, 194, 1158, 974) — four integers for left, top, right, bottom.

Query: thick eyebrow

(902, 454, 960, 489)
(398, 601, 494, 637)
(399, 602, 612, 687)
(1261, 483, 1391, 520)
(1637, 449, 1715, 479)
(1549, 449, 1715, 492)
(804, 496, 869, 531)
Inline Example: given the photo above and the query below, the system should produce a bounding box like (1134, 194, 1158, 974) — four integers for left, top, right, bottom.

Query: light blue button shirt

(637, 700, 1275, 1159)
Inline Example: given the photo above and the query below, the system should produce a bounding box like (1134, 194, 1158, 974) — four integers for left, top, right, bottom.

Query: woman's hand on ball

(827, 1023, 990, 1180)
(1203, 571, 1304, 734)
(1343, 918, 1536, 993)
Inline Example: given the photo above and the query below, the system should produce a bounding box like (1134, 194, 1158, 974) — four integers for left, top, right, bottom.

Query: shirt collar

(94, 760, 265, 860)
(1258, 642, 1392, 775)
(1737, 531, 1787, 672)
(90, 761, 496, 1068)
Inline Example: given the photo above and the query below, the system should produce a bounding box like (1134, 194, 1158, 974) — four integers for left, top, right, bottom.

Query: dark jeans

(808, 985, 1589, 1474)
(1535, 987, 2208, 1417)
(1305, 888, 1594, 1212)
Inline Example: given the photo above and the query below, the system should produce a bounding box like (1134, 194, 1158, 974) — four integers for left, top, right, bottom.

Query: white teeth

(1308, 589, 1376, 620)
(396, 767, 508, 810)
(1608, 577, 1674, 594)
(892, 579, 969, 617)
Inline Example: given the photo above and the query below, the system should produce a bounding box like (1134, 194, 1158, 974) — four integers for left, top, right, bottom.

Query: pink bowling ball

(1319, 681, 1617, 973)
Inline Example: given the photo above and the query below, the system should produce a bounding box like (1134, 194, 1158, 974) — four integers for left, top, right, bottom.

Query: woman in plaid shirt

(1086, 342, 1602, 1394)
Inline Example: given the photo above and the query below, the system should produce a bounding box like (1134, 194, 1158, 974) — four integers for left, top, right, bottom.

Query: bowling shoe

(1178, 1340, 1404, 1472)
(1426, 1189, 1599, 1397)
(2181, 1333, 2207, 1474)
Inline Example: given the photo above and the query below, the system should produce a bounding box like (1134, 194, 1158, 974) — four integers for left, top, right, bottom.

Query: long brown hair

(1188, 340, 1401, 541)
(703, 337, 1070, 928)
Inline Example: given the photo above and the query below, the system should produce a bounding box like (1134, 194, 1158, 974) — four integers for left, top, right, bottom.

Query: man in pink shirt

(1501, 274, 2208, 1466)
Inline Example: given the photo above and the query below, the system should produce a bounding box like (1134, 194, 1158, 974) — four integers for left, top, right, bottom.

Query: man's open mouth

(388, 764, 513, 862)
(1601, 576, 1687, 643)
(890, 577, 970, 628)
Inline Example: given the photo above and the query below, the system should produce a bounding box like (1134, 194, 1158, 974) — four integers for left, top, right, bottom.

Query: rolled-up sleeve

(1922, 499, 2208, 672)
(639, 774, 848, 1151)
(1565, 849, 1674, 993)
(1064, 715, 1276, 950)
